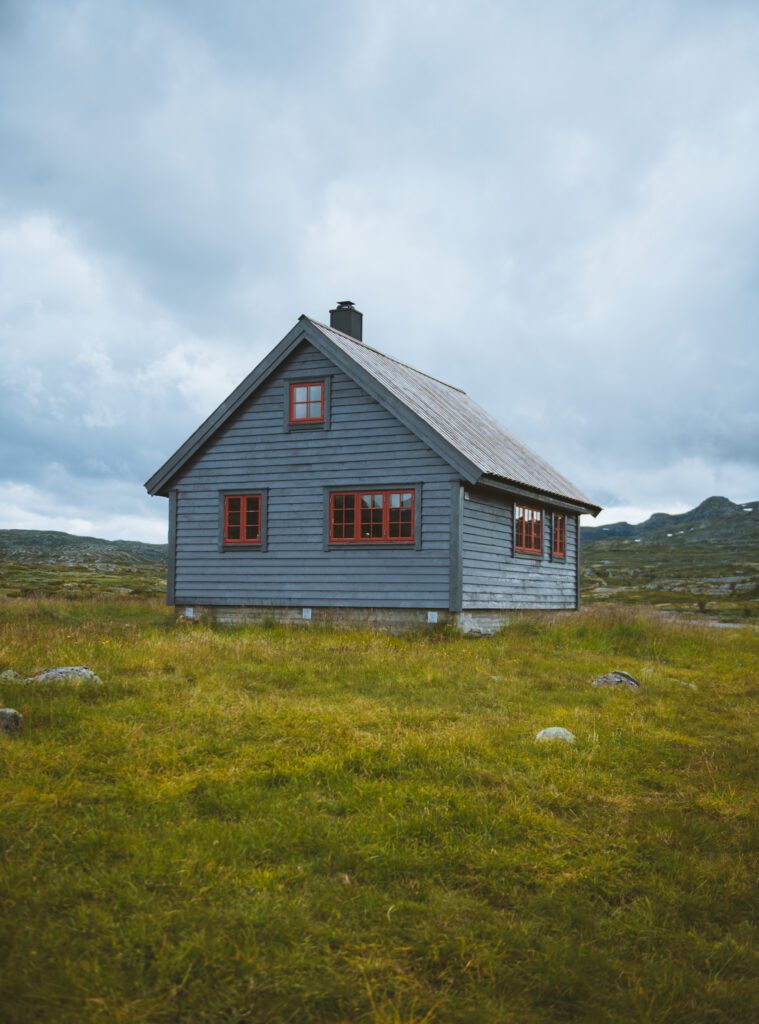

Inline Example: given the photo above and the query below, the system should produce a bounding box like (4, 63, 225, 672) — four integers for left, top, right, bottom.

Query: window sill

(286, 420, 329, 432)
(326, 541, 418, 551)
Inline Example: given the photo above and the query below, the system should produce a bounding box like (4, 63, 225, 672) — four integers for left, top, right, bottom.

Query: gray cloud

(1, 0, 758, 539)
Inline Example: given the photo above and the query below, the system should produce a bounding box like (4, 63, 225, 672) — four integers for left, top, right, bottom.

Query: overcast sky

(1, 0, 758, 542)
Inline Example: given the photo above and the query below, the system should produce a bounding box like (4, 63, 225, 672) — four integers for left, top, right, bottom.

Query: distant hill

(0, 529, 167, 598)
(582, 496, 759, 546)
(581, 496, 759, 619)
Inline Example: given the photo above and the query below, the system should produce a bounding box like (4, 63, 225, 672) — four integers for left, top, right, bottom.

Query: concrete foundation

(176, 605, 513, 636)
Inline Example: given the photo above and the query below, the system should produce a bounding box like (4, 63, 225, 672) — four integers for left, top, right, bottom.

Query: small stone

(0, 669, 23, 681)
(678, 681, 698, 691)
(28, 666, 103, 686)
(0, 709, 23, 735)
(536, 727, 576, 744)
(592, 671, 641, 690)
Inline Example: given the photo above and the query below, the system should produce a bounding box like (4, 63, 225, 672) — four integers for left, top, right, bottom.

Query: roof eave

(477, 473, 602, 517)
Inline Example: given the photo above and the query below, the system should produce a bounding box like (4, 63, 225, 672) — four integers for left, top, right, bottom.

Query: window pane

(293, 386, 308, 403)
(553, 514, 565, 555)
(293, 402, 308, 419)
(308, 384, 322, 401)
(361, 492, 384, 538)
(307, 400, 322, 418)
(516, 505, 544, 551)
(389, 492, 414, 539)
(332, 493, 355, 539)
(245, 497, 260, 540)
(226, 496, 241, 542)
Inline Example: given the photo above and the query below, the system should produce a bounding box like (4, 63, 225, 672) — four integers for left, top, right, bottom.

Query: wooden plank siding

(170, 341, 459, 608)
(461, 486, 578, 609)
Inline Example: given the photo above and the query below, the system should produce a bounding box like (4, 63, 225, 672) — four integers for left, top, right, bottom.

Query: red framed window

(515, 505, 543, 554)
(553, 513, 566, 558)
(224, 494, 262, 544)
(289, 381, 325, 423)
(330, 489, 415, 543)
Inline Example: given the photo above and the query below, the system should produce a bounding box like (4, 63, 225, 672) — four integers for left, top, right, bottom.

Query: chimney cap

(335, 300, 355, 309)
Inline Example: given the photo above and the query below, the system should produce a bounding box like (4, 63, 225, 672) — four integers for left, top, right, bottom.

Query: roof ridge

(305, 317, 467, 394)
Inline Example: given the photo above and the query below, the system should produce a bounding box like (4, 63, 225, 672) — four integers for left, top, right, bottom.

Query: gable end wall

(170, 342, 459, 608)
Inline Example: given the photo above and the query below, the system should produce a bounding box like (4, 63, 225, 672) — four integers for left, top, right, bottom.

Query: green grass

(0, 558, 166, 598)
(1, 599, 757, 1023)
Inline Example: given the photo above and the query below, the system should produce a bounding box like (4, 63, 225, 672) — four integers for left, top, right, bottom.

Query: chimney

(329, 300, 363, 341)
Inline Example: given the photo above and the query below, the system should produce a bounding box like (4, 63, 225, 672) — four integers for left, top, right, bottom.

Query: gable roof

(307, 319, 599, 512)
(145, 315, 600, 514)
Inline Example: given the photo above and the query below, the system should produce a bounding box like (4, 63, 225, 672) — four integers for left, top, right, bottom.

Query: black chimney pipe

(329, 300, 363, 341)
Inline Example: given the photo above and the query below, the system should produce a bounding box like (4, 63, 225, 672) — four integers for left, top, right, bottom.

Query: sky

(1, 0, 758, 543)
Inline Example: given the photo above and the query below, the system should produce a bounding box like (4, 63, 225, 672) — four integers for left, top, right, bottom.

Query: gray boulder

(0, 669, 23, 682)
(536, 726, 576, 744)
(0, 709, 23, 735)
(592, 671, 641, 690)
(28, 666, 103, 686)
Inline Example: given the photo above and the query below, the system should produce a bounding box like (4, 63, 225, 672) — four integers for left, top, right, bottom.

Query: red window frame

(289, 381, 325, 424)
(515, 505, 543, 554)
(553, 513, 566, 558)
(329, 489, 416, 544)
(224, 494, 262, 545)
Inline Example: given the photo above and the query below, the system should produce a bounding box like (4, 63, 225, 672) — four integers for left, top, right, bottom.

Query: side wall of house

(461, 486, 578, 609)
(169, 341, 459, 608)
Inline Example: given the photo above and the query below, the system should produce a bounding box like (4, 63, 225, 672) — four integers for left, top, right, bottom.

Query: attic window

(224, 494, 262, 545)
(515, 505, 543, 554)
(553, 513, 566, 558)
(289, 381, 324, 424)
(330, 490, 415, 544)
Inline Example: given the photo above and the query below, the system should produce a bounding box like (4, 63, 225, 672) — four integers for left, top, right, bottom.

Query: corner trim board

(167, 489, 177, 605)
(576, 513, 581, 610)
(449, 481, 463, 612)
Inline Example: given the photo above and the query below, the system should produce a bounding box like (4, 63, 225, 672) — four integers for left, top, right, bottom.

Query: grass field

(1, 599, 757, 1023)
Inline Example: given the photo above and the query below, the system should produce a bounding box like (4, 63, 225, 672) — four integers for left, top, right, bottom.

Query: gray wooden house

(145, 302, 601, 631)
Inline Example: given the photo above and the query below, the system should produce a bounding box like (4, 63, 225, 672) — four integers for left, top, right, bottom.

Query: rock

(592, 671, 641, 690)
(28, 666, 103, 686)
(0, 669, 23, 681)
(678, 680, 698, 691)
(0, 709, 23, 735)
(536, 727, 576, 744)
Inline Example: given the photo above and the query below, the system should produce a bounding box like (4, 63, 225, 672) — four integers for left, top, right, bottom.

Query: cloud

(1, 0, 758, 539)
(0, 475, 166, 543)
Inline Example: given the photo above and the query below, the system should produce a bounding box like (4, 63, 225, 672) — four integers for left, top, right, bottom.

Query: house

(145, 302, 601, 632)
